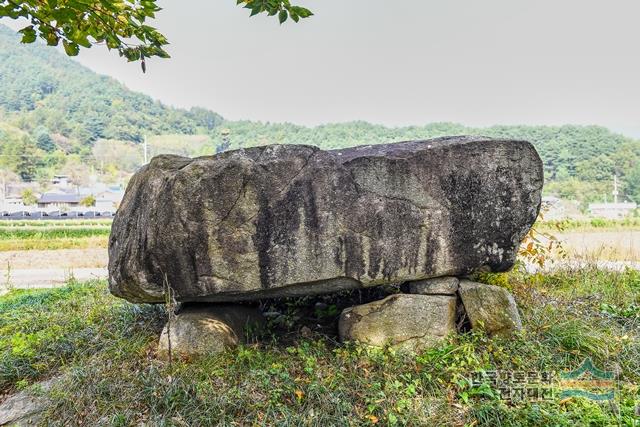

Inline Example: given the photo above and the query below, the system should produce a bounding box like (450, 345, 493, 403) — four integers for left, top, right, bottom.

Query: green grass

(0, 269, 639, 426)
(0, 282, 163, 392)
(0, 219, 113, 227)
(0, 223, 111, 251)
(0, 236, 108, 251)
(0, 227, 111, 240)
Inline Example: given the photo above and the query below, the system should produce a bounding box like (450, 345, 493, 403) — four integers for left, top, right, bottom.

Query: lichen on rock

(338, 294, 458, 351)
(109, 136, 543, 303)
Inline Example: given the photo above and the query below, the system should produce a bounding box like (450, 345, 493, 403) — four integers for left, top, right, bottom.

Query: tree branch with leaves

(0, 0, 312, 71)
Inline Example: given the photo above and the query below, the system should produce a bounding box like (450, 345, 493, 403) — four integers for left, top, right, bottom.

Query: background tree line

(1, 25, 638, 207)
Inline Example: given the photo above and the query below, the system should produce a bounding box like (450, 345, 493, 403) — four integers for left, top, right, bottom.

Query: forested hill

(212, 122, 640, 204)
(0, 24, 639, 205)
(0, 24, 222, 145)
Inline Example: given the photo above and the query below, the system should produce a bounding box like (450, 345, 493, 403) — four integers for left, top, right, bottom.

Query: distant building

(541, 196, 564, 219)
(51, 175, 71, 187)
(1, 197, 25, 211)
(588, 175, 637, 219)
(1, 183, 31, 212)
(93, 189, 125, 212)
(37, 193, 82, 210)
(588, 202, 637, 219)
(540, 196, 585, 220)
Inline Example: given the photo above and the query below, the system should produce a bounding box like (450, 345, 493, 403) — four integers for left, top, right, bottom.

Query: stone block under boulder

(108, 136, 543, 304)
(458, 280, 522, 336)
(157, 304, 265, 359)
(338, 294, 457, 351)
(405, 276, 459, 295)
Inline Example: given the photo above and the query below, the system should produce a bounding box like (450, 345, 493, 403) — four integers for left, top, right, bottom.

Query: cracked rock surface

(0, 378, 56, 426)
(109, 136, 543, 303)
(458, 280, 523, 336)
(406, 276, 460, 295)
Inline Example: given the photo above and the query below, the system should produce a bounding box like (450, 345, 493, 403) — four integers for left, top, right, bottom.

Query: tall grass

(0, 268, 638, 426)
(0, 219, 112, 227)
(0, 227, 110, 240)
(0, 224, 110, 251)
(539, 217, 640, 232)
(0, 236, 108, 251)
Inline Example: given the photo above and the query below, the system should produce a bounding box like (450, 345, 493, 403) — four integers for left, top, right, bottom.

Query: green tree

(0, 0, 312, 68)
(35, 126, 55, 152)
(16, 139, 40, 181)
(0, 135, 41, 181)
(626, 166, 640, 204)
(21, 188, 37, 205)
(80, 194, 96, 207)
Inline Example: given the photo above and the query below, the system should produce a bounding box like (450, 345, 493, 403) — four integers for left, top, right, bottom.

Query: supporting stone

(157, 304, 265, 360)
(338, 294, 457, 351)
(458, 280, 522, 336)
(406, 276, 459, 295)
(0, 378, 56, 427)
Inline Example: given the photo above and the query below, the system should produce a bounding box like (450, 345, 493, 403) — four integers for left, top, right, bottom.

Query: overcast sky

(11, 0, 640, 135)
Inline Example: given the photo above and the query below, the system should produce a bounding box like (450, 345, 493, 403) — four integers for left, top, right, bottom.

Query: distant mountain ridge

(0, 24, 639, 206)
(0, 24, 223, 145)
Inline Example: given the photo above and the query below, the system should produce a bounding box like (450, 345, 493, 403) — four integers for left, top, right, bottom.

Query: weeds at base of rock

(0, 268, 638, 426)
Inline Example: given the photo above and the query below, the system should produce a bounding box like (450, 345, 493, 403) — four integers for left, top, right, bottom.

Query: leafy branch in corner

(237, 0, 313, 24)
(0, 0, 313, 71)
(519, 211, 568, 268)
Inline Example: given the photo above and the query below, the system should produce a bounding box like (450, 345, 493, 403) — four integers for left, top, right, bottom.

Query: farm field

(0, 220, 110, 252)
(0, 248, 107, 270)
(559, 230, 640, 261)
(536, 219, 639, 261)
(0, 219, 639, 292)
(0, 220, 110, 291)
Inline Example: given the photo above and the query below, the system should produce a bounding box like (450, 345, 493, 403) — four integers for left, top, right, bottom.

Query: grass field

(538, 217, 640, 233)
(0, 248, 107, 269)
(0, 236, 108, 251)
(558, 230, 640, 262)
(0, 221, 110, 251)
(1, 268, 638, 426)
(0, 219, 113, 227)
(1, 218, 640, 259)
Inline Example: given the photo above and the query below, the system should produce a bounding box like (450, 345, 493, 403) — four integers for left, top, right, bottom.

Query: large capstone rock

(338, 294, 457, 351)
(109, 137, 543, 303)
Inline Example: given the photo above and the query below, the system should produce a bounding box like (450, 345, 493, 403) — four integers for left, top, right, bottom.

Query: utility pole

(612, 174, 619, 204)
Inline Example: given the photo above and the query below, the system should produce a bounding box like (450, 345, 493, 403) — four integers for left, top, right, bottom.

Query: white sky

(7, 0, 640, 136)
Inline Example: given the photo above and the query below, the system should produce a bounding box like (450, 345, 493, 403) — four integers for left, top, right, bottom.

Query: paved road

(0, 248, 107, 270)
(0, 268, 107, 293)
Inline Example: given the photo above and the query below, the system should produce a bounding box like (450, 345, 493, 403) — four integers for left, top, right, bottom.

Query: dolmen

(109, 136, 543, 357)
